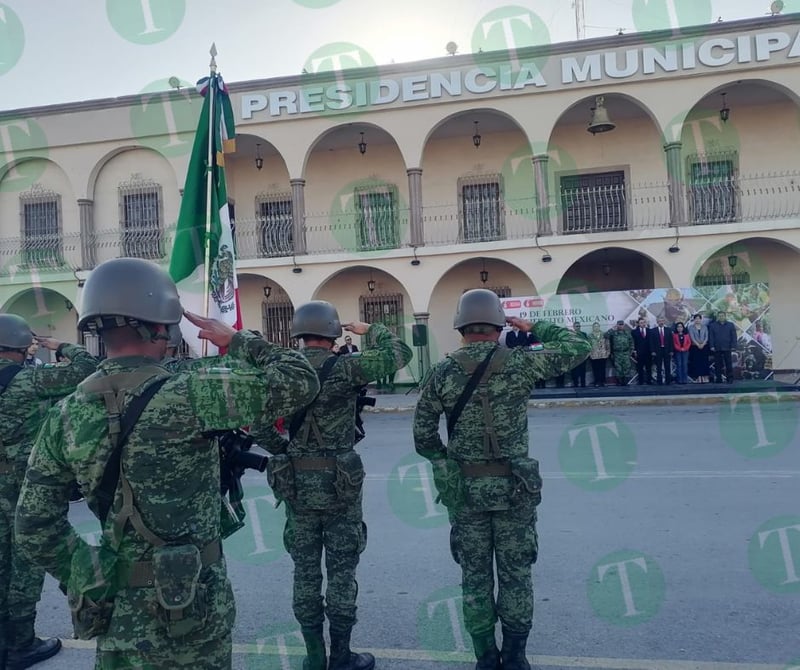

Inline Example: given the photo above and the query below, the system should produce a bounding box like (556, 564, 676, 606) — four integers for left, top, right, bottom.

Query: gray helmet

(291, 301, 342, 339)
(78, 258, 182, 331)
(0, 313, 34, 349)
(453, 289, 506, 330)
(167, 324, 183, 349)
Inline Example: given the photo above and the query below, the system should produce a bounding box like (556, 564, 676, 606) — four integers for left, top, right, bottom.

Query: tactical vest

(446, 346, 512, 461)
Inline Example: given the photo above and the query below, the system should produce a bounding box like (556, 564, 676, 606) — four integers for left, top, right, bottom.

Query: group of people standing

(3, 256, 595, 670)
(602, 312, 739, 386)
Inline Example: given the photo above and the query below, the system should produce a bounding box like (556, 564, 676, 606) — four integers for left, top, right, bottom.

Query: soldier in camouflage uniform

(257, 301, 412, 670)
(0, 313, 98, 670)
(14, 258, 319, 670)
(605, 320, 634, 386)
(413, 289, 590, 670)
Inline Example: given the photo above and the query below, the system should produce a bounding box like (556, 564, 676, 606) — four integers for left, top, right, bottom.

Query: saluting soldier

(14, 258, 319, 670)
(0, 313, 98, 670)
(413, 289, 591, 670)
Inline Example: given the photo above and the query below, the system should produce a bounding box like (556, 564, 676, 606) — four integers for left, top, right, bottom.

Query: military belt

(127, 539, 222, 588)
(292, 456, 337, 471)
(459, 461, 512, 477)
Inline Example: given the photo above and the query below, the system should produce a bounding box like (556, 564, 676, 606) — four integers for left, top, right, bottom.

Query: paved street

(30, 398, 800, 669)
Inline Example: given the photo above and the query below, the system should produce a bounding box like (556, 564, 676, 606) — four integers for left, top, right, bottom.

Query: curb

(366, 392, 800, 413)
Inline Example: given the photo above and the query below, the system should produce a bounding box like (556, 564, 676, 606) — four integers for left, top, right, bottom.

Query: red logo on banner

(524, 298, 544, 308)
(503, 300, 522, 309)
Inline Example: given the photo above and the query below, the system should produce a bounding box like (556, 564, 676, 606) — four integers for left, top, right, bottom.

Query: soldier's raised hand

(343, 321, 370, 335)
(506, 317, 531, 332)
(184, 311, 236, 348)
(36, 336, 63, 351)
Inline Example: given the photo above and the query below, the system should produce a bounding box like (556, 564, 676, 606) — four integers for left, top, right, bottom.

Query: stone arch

(86, 145, 170, 199)
(2, 287, 78, 360)
(237, 271, 296, 347)
(558, 246, 673, 294)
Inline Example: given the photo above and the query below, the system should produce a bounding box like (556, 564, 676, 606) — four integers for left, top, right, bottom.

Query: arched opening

(421, 109, 535, 247)
(2, 287, 77, 362)
(237, 272, 296, 349)
(558, 247, 670, 294)
(303, 123, 408, 256)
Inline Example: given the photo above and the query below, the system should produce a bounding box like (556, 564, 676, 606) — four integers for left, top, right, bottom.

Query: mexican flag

(169, 71, 242, 356)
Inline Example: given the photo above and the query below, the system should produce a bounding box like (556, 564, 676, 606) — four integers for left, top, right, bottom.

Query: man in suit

(648, 316, 673, 385)
(337, 335, 359, 356)
(631, 317, 651, 385)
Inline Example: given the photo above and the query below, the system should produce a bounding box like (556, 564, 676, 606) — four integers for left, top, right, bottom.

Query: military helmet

(291, 301, 342, 339)
(167, 324, 183, 349)
(453, 289, 506, 330)
(78, 258, 182, 331)
(0, 313, 34, 349)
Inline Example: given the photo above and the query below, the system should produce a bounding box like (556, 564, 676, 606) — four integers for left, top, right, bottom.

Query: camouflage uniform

(15, 330, 319, 670)
(414, 320, 590, 669)
(257, 322, 411, 670)
(0, 344, 97, 663)
(605, 327, 634, 384)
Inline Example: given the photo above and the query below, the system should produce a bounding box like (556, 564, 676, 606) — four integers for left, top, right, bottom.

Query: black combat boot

(471, 631, 501, 670)
(301, 627, 327, 670)
(328, 629, 375, 670)
(500, 628, 531, 670)
(6, 638, 62, 670)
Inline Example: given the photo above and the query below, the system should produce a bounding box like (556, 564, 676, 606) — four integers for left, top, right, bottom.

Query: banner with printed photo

(501, 284, 772, 381)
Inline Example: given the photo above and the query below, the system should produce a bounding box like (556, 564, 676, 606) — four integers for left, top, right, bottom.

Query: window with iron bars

(359, 293, 405, 347)
(119, 176, 163, 259)
(687, 154, 739, 225)
(560, 170, 627, 234)
(262, 299, 296, 349)
(256, 193, 293, 257)
(458, 176, 505, 242)
(19, 185, 63, 268)
(355, 185, 399, 251)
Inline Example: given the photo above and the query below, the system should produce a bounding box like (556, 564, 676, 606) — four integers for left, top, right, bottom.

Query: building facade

(1, 14, 799, 382)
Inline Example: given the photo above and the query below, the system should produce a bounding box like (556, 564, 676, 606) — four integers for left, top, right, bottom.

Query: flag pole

(202, 43, 218, 356)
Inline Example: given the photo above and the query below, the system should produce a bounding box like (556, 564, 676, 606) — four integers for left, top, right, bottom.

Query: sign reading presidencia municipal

(239, 25, 800, 119)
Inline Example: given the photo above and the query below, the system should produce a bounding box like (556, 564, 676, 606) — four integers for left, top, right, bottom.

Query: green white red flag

(169, 72, 241, 356)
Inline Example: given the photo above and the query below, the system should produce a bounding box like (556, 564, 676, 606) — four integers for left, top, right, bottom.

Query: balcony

(0, 171, 798, 277)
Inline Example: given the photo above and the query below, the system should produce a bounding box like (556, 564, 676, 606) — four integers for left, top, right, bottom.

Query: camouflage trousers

(95, 633, 232, 669)
(0, 465, 46, 649)
(449, 503, 538, 635)
(612, 351, 632, 379)
(283, 502, 367, 633)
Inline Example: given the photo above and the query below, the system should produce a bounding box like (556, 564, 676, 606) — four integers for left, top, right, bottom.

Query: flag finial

(209, 43, 218, 73)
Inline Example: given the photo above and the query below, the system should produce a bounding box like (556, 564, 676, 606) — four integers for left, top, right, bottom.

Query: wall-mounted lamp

(64, 299, 74, 311)
(602, 262, 611, 276)
(358, 132, 367, 155)
(669, 226, 680, 253)
(254, 143, 264, 170)
(410, 246, 421, 266)
(588, 96, 616, 135)
(719, 92, 730, 123)
(367, 271, 376, 293)
(479, 260, 489, 284)
(292, 258, 303, 274)
(535, 235, 552, 263)
(263, 285, 272, 299)
(472, 121, 481, 148)
(727, 253, 738, 269)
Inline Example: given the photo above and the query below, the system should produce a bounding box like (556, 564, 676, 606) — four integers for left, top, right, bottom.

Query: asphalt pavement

(29, 398, 800, 669)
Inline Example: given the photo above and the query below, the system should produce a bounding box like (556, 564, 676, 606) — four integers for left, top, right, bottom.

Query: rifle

(354, 387, 376, 443)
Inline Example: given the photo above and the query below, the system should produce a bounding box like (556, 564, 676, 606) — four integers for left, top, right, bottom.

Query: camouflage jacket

(255, 323, 412, 455)
(14, 331, 318, 650)
(0, 344, 97, 469)
(413, 322, 590, 462)
(605, 328, 634, 353)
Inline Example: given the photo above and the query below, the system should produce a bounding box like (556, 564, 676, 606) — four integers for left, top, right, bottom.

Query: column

(664, 142, 685, 225)
(290, 178, 307, 255)
(532, 154, 552, 236)
(413, 311, 432, 381)
(407, 168, 424, 247)
(77, 198, 95, 269)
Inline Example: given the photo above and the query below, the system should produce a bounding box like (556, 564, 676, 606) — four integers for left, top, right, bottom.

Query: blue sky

(0, 0, 790, 110)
